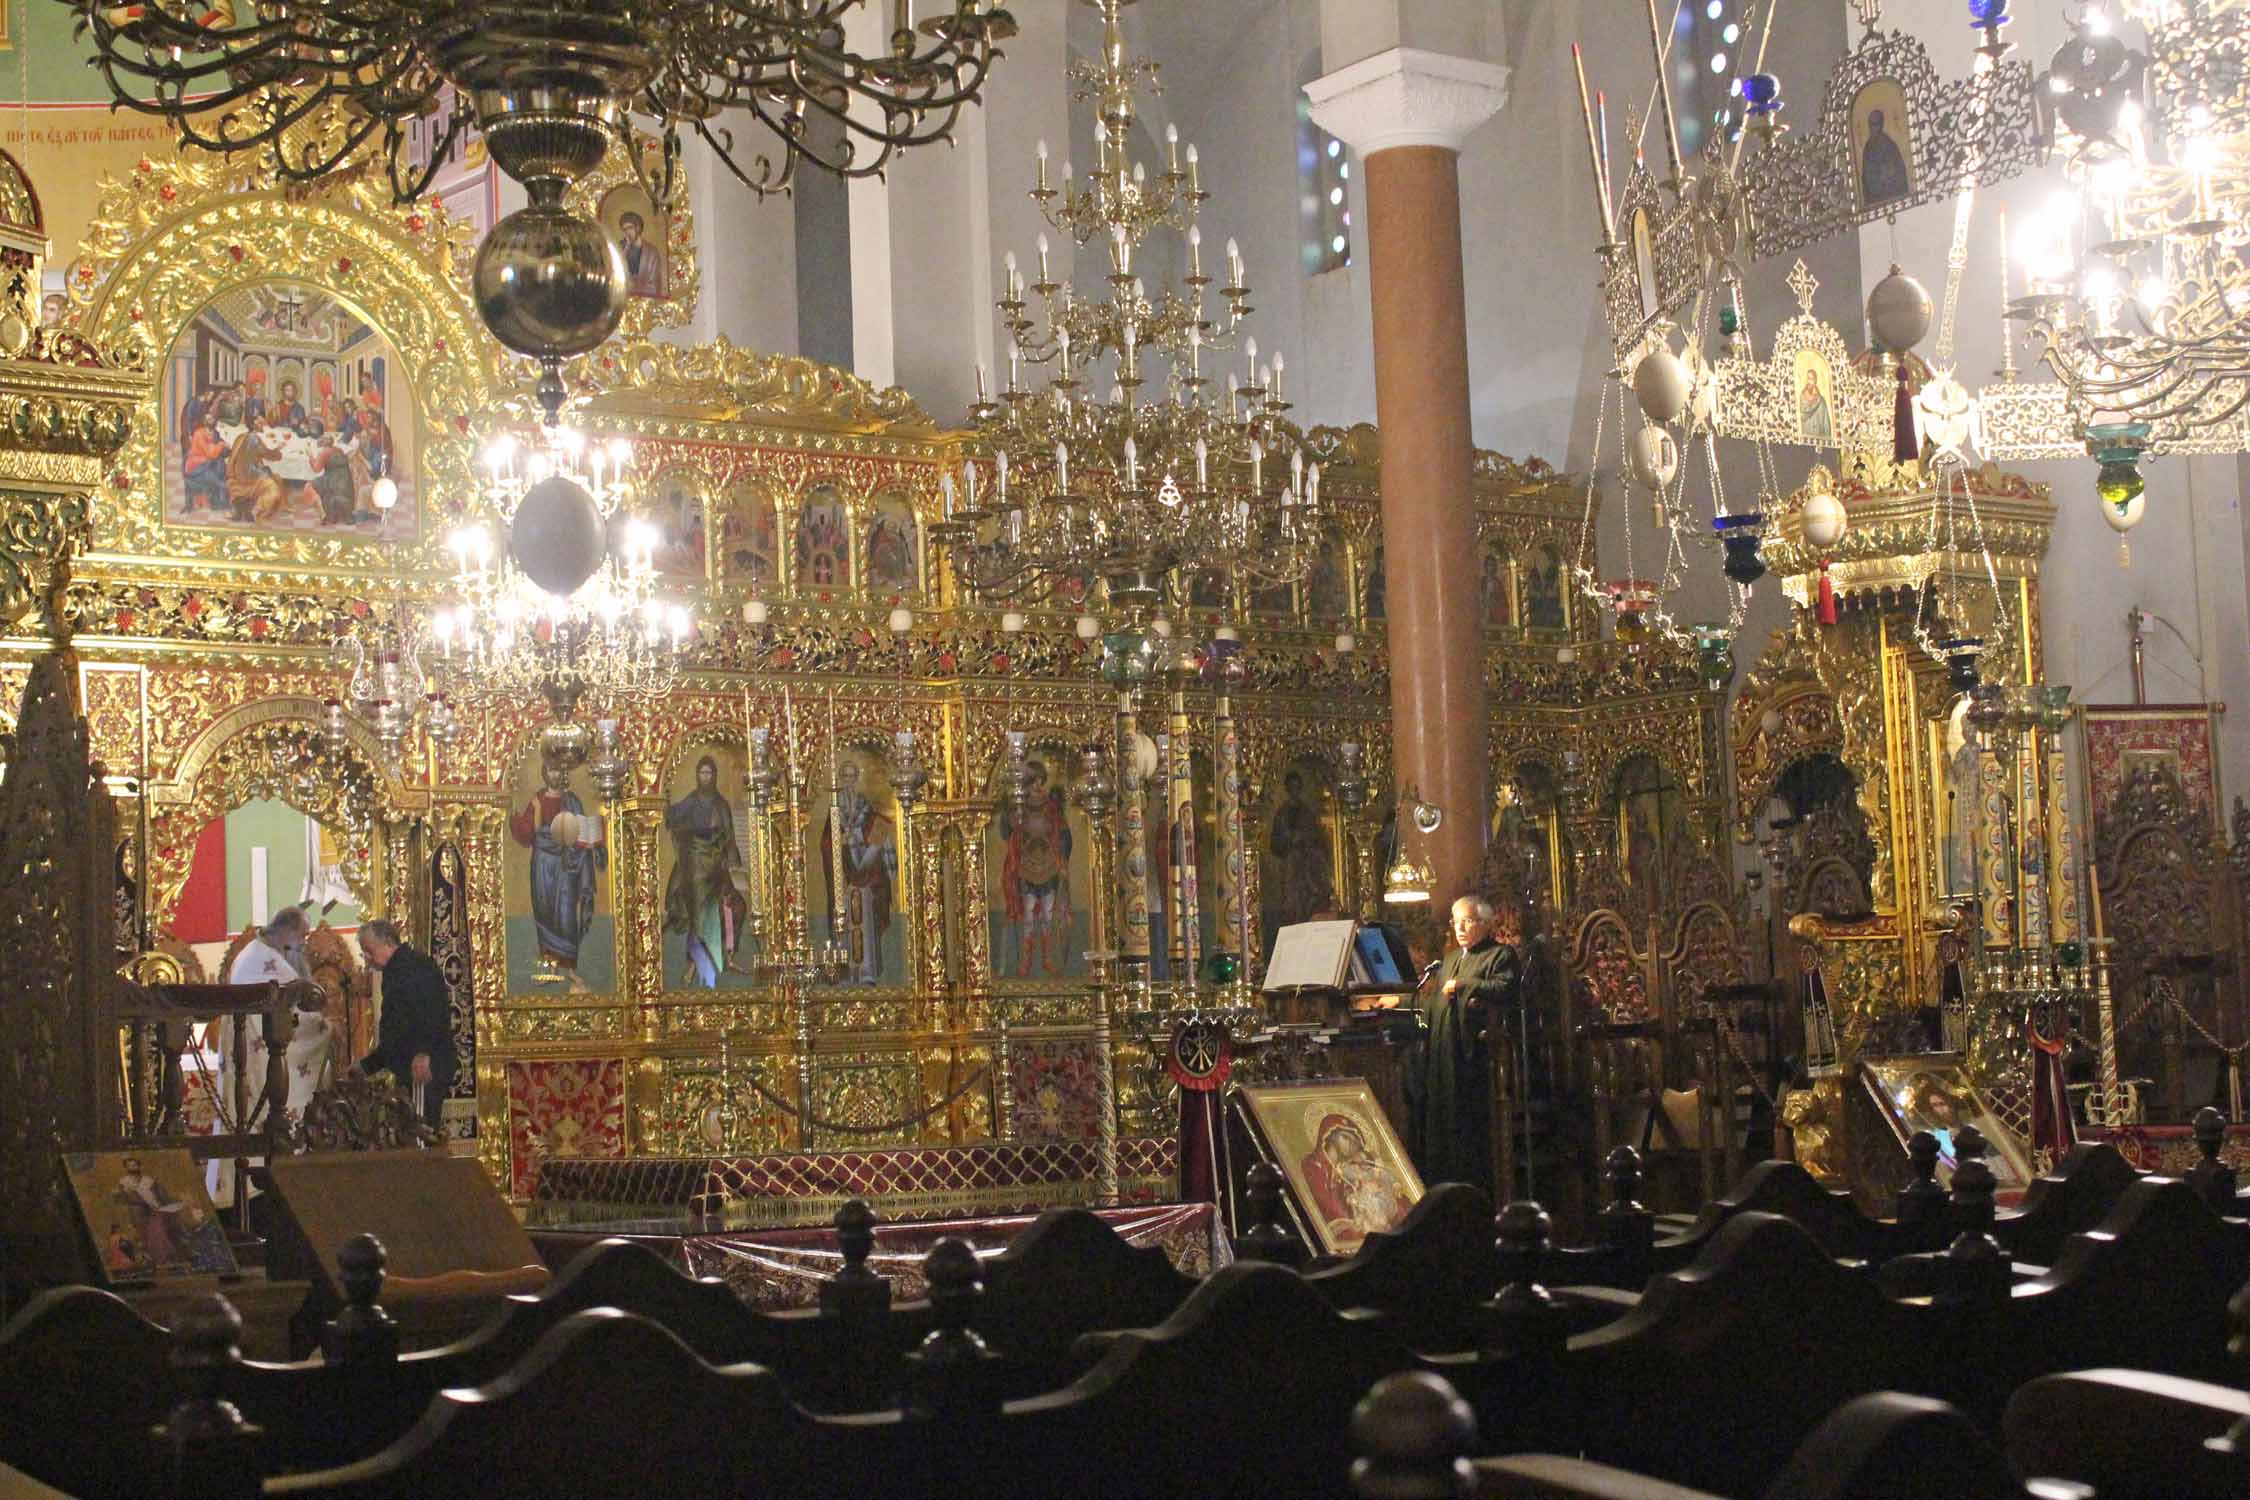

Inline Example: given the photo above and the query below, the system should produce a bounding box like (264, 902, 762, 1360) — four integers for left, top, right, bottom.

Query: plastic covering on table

(680, 1202, 1228, 1309)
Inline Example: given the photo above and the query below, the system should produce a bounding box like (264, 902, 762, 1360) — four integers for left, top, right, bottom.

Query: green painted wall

(221, 798, 360, 932)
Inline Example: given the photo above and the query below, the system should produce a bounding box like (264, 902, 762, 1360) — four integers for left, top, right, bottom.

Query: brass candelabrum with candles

(1960, 679, 2113, 1133)
(934, 0, 1329, 606)
(753, 688, 850, 1134)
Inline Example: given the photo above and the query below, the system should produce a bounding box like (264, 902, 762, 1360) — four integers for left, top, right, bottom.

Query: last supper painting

(160, 282, 417, 539)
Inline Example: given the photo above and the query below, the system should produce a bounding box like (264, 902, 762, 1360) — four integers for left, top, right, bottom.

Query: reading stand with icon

(1259, 918, 1425, 1145)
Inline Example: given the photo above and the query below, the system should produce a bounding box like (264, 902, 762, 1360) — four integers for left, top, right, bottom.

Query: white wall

(658, 133, 801, 357)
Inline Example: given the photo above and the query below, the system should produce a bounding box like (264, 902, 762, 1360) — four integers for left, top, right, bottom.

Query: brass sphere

(473, 203, 627, 361)
(539, 719, 592, 773)
(509, 475, 607, 596)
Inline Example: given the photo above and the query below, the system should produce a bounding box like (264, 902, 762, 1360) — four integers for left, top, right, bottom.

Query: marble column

(1307, 46, 1508, 909)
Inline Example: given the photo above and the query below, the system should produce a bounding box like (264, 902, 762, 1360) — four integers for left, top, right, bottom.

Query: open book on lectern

(1262, 920, 1413, 993)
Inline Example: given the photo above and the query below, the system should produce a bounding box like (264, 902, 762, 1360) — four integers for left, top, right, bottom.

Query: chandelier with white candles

(428, 427, 694, 714)
(932, 0, 1325, 610)
(2013, 2, 2250, 457)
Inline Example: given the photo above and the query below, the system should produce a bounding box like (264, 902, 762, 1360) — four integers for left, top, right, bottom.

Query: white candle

(941, 473, 957, 518)
(1188, 224, 1202, 278)
(1195, 437, 1208, 487)
(1251, 439, 1263, 493)
(1187, 143, 1200, 195)
(1124, 435, 1138, 486)
(1036, 232, 1050, 282)
(1055, 441, 1069, 493)
(1166, 123, 1180, 171)
(1035, 138, 1049, 190)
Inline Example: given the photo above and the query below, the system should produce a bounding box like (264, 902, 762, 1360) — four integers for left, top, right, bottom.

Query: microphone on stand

(1414, 958, 1443, 991)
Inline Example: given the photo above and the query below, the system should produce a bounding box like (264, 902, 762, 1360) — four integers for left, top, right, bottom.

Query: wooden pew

(2184, 1106, 2245, 1216)
(1536, 1136, 2142, 1295)
(1023, 1259, 1418, 1500)
(2003, 1369, 2248, 1500)
(96, 1207, 2250, 1500)
(219, 1243, 1414, 1500)
(21, 1168, 2242, 1500)
(260, 1308, 924, 1500)
(2006, 1176, 2250, 1385)
(1349, 1371, 2065, 1500)
(1542, 1211, 1904, 1496)
(0, 1287, 175, 1496)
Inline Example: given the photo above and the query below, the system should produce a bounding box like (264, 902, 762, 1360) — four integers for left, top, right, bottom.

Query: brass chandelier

(2013, 2, 2250, 460)
(933, 0, 1324, 612)
(63, 0, 1017, 417)
(428, 425, 692, 723)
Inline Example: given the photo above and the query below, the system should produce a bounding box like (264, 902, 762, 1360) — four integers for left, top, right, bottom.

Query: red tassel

(1817, 562, 1838, 625)
(1892, 359, 1917, 463)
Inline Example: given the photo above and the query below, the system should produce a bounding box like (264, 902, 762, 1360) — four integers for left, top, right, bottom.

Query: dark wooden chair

(1992, 1140, 2145, 1266)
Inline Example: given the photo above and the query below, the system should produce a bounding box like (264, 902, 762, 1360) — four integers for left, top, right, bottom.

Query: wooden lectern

(1260, 920, 1424, 1140)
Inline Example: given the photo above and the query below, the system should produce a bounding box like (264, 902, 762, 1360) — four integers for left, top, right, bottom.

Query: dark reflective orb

(510, 475, 607, 596)
(473, 204, 627, 360)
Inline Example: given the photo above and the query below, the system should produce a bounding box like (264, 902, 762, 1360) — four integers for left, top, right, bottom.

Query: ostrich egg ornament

(1627, 424, 1680, 491)
(1128, 731, 1161, 782)
(2101, 486, 2145, 533)
(473, 205, 630, 360)
(1631, 347, 1692, 424)
(1867, 265, 1933, 352)
(1801, 490, 1847, 549)
(510, 475, 608, 596)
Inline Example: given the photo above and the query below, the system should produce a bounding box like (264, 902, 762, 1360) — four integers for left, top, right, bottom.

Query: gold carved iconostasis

(1735, 460, 2070, 1191)
(0, 128, 1727, 1216)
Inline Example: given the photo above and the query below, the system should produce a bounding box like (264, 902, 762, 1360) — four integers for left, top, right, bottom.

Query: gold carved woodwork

(19, 137, 1752, 1201)
(69, 155, 498, 580)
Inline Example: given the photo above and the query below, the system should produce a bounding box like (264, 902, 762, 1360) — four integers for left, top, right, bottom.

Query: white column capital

(1303, 46, 1510, 158)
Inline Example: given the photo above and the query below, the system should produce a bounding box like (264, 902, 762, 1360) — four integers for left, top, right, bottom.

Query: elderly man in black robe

(1412, 895, 1520, 1189)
